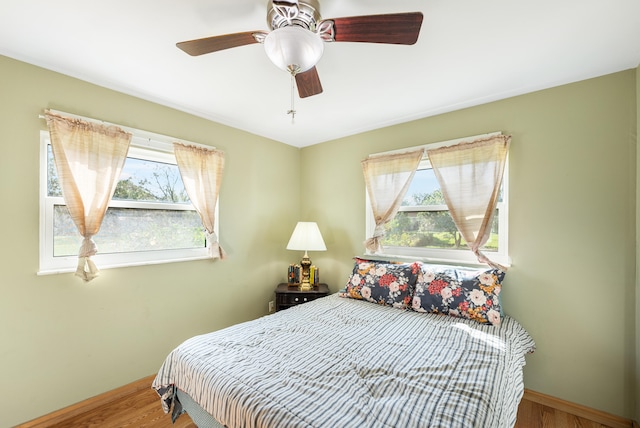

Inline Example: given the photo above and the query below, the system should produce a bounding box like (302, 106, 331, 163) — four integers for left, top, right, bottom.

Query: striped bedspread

(153, 294, 535, 428)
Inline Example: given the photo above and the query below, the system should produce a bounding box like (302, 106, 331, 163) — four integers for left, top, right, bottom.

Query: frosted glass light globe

(264, 26, 324, 74)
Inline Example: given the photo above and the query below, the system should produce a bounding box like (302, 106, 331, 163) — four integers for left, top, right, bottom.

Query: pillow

(411, 264, 505, 326)
(342, 258, 420, 309)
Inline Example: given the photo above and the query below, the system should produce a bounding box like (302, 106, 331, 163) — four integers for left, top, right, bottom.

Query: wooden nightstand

(275, 283, 329, 311)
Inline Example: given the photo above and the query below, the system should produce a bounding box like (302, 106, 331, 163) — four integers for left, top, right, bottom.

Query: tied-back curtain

(45, 111, 132, 281)
(427, 134, 510, 269)
(173, 143, 226, 260)
(362, 149, 424, 254)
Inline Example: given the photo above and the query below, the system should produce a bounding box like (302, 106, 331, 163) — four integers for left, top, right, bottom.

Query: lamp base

(299, 252, 312, 290)
(299, 280, 313, 291)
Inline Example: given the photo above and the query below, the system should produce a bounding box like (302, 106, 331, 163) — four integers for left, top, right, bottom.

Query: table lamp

(286, 221, 326, 290)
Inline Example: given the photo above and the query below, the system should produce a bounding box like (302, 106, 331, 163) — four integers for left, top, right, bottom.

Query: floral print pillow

(343, 258, 421, 309)
(412, 264, 505, 326)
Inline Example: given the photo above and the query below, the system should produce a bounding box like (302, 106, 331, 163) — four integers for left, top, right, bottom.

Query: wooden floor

(21, 388, 622, 428)
(54, 391, 195, 428)
(21, 385, 196, 428)
(515, 399, 616, 428)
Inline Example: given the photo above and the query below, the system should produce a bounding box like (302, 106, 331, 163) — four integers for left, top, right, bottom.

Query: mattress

(153, 293, 534, 427)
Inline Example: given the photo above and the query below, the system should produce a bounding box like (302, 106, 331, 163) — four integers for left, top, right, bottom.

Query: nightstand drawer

(286, 294, 315, 305)
(274, 283, 329, 311)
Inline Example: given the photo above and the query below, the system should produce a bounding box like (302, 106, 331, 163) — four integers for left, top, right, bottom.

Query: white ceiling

(1, 0, 639, 147)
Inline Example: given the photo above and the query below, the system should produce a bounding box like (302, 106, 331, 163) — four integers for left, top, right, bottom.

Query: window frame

(365, 133, 510, 267)
(38, 126, 217, 275)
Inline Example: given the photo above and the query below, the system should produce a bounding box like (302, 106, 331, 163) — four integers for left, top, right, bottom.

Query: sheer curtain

(362, 149, 424, 254)
(426, 134, 510, 269)
(45, 111, 132, 281)
(173, 143, 226, 260)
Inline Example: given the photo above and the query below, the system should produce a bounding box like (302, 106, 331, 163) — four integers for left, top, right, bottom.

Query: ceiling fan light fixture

(264, 26, 324, 74)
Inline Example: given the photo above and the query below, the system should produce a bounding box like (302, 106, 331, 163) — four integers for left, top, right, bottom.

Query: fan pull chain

(287, 73, 296, 123)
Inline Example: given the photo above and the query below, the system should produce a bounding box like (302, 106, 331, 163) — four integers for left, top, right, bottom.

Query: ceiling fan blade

(295, 67, 323, 98)
(330, 12, 423, 45)
(177, 31, 267, 56)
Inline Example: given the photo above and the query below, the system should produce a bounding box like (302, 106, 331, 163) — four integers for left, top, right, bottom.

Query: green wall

(636, 63, 640, 423)
(301, 70, 638, 419)
(0, 55, 301, 427)
(1, 53, 637, 425)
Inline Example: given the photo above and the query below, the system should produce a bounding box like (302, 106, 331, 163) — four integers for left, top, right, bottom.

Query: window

(365, 134, 510, 267)
(39, 130, 213, 274)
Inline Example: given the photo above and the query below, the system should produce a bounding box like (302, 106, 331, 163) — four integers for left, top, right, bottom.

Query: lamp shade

(286, 222, 326, 251)
(264, 26, 324, 74)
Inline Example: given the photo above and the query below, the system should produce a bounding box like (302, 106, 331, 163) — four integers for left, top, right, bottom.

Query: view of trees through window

(381, 168, 499, 252)
(47, 146, 205, 257)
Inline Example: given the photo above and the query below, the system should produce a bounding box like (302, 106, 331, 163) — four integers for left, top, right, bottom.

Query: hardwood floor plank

(515, 399, 536, 428)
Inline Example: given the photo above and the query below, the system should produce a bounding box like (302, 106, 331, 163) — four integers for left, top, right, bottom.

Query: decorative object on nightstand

(275, 283, 330, 311)
(286, 221, 326, 291)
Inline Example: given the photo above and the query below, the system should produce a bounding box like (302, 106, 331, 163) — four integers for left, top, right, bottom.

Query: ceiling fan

(177, 0, 423, 99)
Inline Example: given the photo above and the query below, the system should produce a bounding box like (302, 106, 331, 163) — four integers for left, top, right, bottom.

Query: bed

(153, 259, 535, 428)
